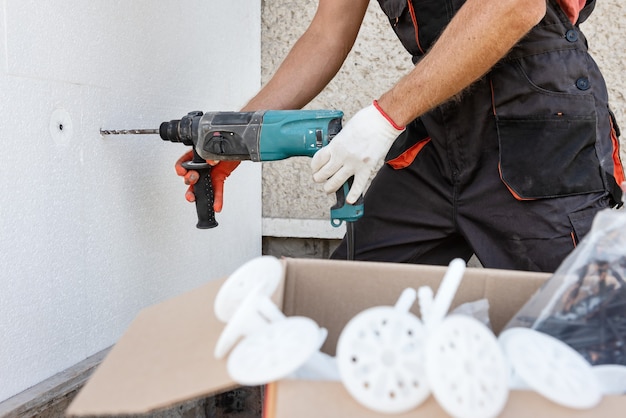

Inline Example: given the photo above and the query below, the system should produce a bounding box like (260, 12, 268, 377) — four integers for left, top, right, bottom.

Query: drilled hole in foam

(49, 108, 73, 145)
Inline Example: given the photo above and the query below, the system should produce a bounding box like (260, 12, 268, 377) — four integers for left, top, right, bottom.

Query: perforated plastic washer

(214, 256, 283, 322)
(425, 258, 466, 331)
(336, 305, 429, 414)
(425, 315, 509, 418)
(227, 316, 322, 385)
(214, 284, 285, 359)
(592, 364, 626, 395)
(499, 327, 602, 409)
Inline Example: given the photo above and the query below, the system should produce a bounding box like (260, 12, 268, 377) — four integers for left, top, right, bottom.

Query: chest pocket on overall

(492, 52, 605, 200)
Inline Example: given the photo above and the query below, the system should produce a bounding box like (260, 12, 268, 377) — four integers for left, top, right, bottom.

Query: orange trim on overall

(407, 1, 425, 54)
(609, 116, 625, 186)
(387, 137, 431, 169)
(570, 231, 577, 248)
(492, 78, 536, 201)
(498, 162, 537, 201)
(263, 383, 276, 418)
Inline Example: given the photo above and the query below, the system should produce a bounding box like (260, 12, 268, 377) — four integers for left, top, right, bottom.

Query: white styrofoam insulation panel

(261, 0, 626, 223)
(0, 0, 261, 401)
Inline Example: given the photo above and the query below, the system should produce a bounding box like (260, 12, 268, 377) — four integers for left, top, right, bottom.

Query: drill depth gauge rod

(101, 110, 363, 258)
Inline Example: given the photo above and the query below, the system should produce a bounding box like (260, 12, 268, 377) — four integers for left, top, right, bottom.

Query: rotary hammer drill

(103, 109, 364, 230)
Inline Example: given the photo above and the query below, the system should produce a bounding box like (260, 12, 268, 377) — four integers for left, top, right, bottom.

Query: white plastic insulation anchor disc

(499, 327, 602, 409)
(214, 256, 283, 322)
(336, 305, 429, 414)
(214, 284, 285, 359)
(592, 364, 626, 395)
(227, 316, 322, 386)
(425, 315, 509, 418)
(425, 258, 466, 331)
(417, 286, 434, 326)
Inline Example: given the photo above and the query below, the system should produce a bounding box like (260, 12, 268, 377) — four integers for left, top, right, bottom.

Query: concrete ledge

(262, 217, 346, 239)
(0, 349, 263, 418)
(0, 348, 111, 418)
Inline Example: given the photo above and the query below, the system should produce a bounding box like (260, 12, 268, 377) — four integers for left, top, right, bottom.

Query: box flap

(66, 277, 238, 416)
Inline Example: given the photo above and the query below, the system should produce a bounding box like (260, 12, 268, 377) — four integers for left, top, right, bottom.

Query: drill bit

(100, 128, 159, 135)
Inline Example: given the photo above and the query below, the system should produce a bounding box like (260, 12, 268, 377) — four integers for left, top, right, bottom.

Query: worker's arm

(242, 0, 370, 111)
(377, 0, 547, 125)
(312, 0, 547, 203)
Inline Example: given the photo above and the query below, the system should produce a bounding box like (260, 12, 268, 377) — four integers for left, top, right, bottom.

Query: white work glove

(311, 101, 405, 204)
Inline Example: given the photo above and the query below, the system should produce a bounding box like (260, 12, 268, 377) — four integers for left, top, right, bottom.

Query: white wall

(0, 0, 261, 401)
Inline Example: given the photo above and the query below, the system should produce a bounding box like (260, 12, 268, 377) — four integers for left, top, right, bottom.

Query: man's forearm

(377, 0, 547, 126)
(242, 31, 350, 111)
(243, 0, 369, 111)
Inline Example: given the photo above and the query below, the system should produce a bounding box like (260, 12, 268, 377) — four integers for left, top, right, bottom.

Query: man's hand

(175, 150, 240, 212)
(311, 101, 405, 204)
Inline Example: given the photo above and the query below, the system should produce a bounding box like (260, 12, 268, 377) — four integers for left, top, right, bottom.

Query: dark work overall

(331, 0, 624, 272)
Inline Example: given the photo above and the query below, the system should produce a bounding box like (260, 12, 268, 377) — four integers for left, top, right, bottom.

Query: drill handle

(181, 149, 219, 229)
(330, 177, 364, 227)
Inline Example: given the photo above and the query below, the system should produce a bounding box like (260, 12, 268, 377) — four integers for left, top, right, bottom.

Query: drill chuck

(158, 111, 203, 146)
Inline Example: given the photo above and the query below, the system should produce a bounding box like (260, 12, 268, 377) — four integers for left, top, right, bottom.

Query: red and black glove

(174, 150, 240, 212)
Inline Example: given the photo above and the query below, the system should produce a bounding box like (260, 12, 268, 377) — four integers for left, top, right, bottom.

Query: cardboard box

(66, 258, 624, 417)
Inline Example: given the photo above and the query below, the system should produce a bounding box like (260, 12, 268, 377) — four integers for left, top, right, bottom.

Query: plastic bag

(504, 207, 626, 366)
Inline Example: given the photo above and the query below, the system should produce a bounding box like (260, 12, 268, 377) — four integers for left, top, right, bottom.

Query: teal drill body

(258, 110, 342, 161)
